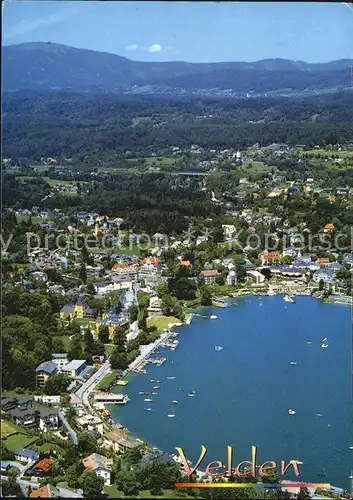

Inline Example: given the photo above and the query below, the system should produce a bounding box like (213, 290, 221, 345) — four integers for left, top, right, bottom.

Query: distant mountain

(3, 42, 353, 94)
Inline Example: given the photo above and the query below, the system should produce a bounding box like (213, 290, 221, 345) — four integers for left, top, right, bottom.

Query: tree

(318, 279, 324, 291)
(110, 347, 128, 370)
(79, 263, 87, 283)
(200, 286, 212, 306)
(77, 432, 98, 455)
(128, 303, 139, 322)
(112, 325, 126, 351)
(297, 488, 311, 500)
(44, 373, 70, 395)
(68, 333, 83, 360)
(83, 330, 95, 359)
(98, 325, 109, 344)
(83, 471, 105, 498)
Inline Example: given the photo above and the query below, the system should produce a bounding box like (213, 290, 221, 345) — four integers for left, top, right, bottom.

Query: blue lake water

(109, 295, 352, 488)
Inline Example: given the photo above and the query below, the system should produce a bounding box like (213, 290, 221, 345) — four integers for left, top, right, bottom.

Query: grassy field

(17, 176, 78, 186)
(302, 149, 353, 159)
(147, 315, 181, 331)
(1, 420, 22, 438)
(97, 370, 118, 391)
(145, 156, 176, 169)
(5, 433, 36, 451)
(104, 486, 180, 498)
(239, 161, 272, 174)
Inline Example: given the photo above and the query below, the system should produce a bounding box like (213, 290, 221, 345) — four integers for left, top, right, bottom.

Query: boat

(215, 346, 223, 351)
(268, 289, 276, 296)
(188, 390, 196, 397)
(166, 376, 176, 380)
(138, 391, 144, 395)
(144, 398, 153, 402)
(316, 413, 323, 417)
(284, 295, 294, 303)
(153, 385, 160, 389)
(152, 392, 158, 395)
(144, 391, 151, 395)
(172, 400, 178, 404)
(321, 342, 328, 348)
(288, 409, 296, 415)
(349, 446, 353, 450)
(317, 464, 327, 477)
(306, 341, 312, 345)
(167, 408, 176, 418)
(210, 315, 217, 319)
(144, 405, 152, 411)
(290, 362, 298, 366)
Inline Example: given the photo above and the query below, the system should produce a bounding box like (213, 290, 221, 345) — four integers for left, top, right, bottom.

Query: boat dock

(148, 356, 167, 366)
(160, 339, 179, 350)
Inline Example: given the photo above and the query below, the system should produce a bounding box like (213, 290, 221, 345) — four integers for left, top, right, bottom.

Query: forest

(3, 91, 353, 163)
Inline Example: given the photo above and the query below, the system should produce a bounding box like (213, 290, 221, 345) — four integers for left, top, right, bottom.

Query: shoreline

(107, 292, 351, 449)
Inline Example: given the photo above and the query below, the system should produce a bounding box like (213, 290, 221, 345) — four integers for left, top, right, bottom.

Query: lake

(109, 295, 352, 488)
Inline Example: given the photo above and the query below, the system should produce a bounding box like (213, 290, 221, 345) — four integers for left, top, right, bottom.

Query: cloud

(3, 8, 79, 40)
(126, 44, 138, 51)
(148, 44, 162, 53)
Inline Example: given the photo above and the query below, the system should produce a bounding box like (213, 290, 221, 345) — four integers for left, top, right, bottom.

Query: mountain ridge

(3, 42, 353, 93)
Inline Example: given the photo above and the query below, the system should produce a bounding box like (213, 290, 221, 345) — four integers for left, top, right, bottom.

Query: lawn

(5, 433, 37, 451)
(97, 370, 118, 391)
(17, 175, 78, 186)
(1, 419, 22, 438)
(145, 156, 176, 169)
(147, 316, 181, 331)
(104, 344, 116, 356)
(104, 486, 180, 498)
(32, 442, 63, 454)
(302, 149, 353, 159)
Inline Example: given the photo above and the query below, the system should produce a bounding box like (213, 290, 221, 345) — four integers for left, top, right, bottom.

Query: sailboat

(321, 337, 328, 348)
(144, 404, 152, 412)
(188, 390, 196, 397)
(167, 407, 176, 418)
(317, 463, 327, 477)
(288, 409, 296, 415)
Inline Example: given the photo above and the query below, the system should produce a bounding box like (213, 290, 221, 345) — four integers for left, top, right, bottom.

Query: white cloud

(126, 44, 138, 51)
(148, 44, 162, 53)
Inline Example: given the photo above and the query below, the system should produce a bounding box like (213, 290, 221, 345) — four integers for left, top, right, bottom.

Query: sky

(3, 1, 353, 63)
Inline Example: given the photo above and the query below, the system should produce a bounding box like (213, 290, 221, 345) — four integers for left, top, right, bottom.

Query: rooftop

(63, 359, 86, 372)
(35, 361, 58, 375)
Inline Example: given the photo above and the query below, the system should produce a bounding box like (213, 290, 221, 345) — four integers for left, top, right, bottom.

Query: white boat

(210, 315, 217, 319)
(152, 392, 158, 395)
(144, 398, 153, 402)
(215, 346, 223, 351)
(288, 409, 296, 415)
(284, 295, 294, 303)
(317, 413, 323, 417)
(144, 406, 152, 411)
(138, 391, 144, 395)
(268, 289, 276, 296)
(188, 390, 196, 397)
(306, 341, 312, 345)
(166, 376, 176, 380)
(321, 343, 328, 348)
(153, 385, 160, 389)
(172, 400, 178, 404)
(349, 446, 353, 450)
(167, 407, 176, 418)
(290, 361, 298, 366)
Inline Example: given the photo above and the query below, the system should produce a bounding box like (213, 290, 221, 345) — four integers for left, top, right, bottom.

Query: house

(38, 408, 60, 432)
(36, 361, 58, 387)
(86, 266, 105, 277)
(51, 353, 69, 372)
(0, 395, 34, 413)
(29, 484, 59, 498)
(62, 360, 87, 379)
(82, 453, 113, 486)
(33, 458, 54, 474)
(199, 269, 218, 285)
(96, 310, 129, 340)
(226, 271, 237, 286)
(282, 247, 298, 258)
(14, 449, 39, 463)
(313, 269, 335, 285)
(315, 257, 330, 266)
(7, 408, 39, 429)
(140, 256, 161, 273)
(0, 462, 11, 472)
(179, 260, 192, 267)
(104, 430, 141, 453)
(148, 296, 163, 316)
(323, 223, 335, 233)
(222, 225, 236, 240)
(259, 251, 281, 265)
(94, 277, 133, 295)
(60, 296, 95, 320)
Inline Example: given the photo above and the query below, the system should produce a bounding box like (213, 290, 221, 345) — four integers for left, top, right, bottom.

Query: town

(2, 139, 353, 499)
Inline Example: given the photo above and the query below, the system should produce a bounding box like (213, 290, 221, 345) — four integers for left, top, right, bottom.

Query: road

(75, 359, 111, 411)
